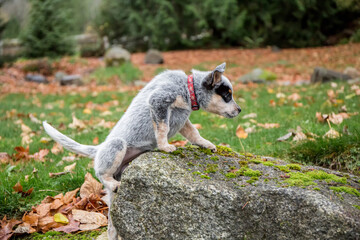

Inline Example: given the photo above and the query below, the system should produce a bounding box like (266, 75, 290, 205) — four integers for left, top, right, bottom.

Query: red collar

(187, 75, 199, 110)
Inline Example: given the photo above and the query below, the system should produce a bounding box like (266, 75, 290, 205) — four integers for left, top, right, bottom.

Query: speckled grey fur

(43, 62, 241, 240)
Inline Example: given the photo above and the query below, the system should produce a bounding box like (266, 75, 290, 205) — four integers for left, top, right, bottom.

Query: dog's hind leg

(94, 138, 127, 240)
(95, 138, 126, 192)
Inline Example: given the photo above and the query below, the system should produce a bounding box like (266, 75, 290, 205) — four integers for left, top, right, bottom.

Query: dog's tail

(43, 121, 98, 158)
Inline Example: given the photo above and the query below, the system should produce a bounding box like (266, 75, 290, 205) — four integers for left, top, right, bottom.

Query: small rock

(25, 74, 48, 84)
(271, 46, 281, 52)
(55, 71, 66, 81)
(144, 49, 164, 64)
(311, 67, 351, 83)
(238, 68, 276, 84)
(104, 46, 131, 67)
(60, 75, 83, 86)
(343, 67, 359, 79)
(134, 80, 147, 87)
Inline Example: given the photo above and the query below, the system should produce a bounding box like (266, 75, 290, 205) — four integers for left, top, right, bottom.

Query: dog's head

(198, 63, 241, 118)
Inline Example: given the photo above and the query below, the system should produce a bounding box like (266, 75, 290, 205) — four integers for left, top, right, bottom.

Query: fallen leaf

(63, 188, 79, 204)
(68, 113, 86, 130)
(269, 99, 276, 107)
(23, 214, 39, 227)
(316, 112, 329, 123)
(293, 102, 303, 107)
(29, 149, 49, 162)
(100, 111, 112, 116)
(35, 203, 51, 217)
(80, 173, 103, 199)
(51, 142, 63, 155)
(219, 124, 227, 129)
(0, 217, 22, 240)
(61, 155, 77, 162)
(54, 213, 69, 224)
(242, 113, 257, 119)
(330, 82, 337, 88)
(277, 132, 293, 142)
(193, 123, 202, 129)
(245, 127, 256, 134)
(29, 114, 41, 124)
(64, 163, 76, 172)
(257, 123, 280, 129)
(329, 113, 343, 125)
(72, 209, 107, 231)
(169, 140, 188, 147)
(276, 93, 285, 98)
(0, 152, 11, 164)
(40, 137, 51, 143)
(50, 199, 64, 210)
(83, 108, 92, 114)
(95, 119, 116, 129)
(13, 222, 36, 234)
(92, 137, 99, 145)
(327, 89, 336, 99)
(12, 182, 33, 197)
(293, 132, 307, 142)
(236, 125, 248, 139)
(38, 216, 63, 232)
(288, 93, 301, 101)
(323, 129, 340, 139)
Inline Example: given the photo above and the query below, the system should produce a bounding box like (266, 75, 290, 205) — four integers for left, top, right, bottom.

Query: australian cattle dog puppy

(43, 62, 241, 239)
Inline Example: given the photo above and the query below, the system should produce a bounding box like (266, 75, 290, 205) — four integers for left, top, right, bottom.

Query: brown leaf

(68, 113, 86, 130)
(92, 137, 99, 145)
(0, 153, 11, 164)
(38, 216, 63, 233)
(193, 123, 202, 129)
(13, 222, 36, 234)
(0, 217, 22, 240)
(236, 125, 248, 139)
(242, 113, 257, 119)
(29, 149, 49, 162)
(64, 163, 76, 172)
(257, 123, 280, 129)
(13, 146, 29, 161)
(22, 214, 39, 227)
(51, 142, 63, 155)
(63, 188, 80, 204)
(329, 113, 344, 125)
(50, 199, 64, 210)
(12, 182, 23, 193)
(169, 140, 188, 147)
(35, 203, 51, 217)
(323, 129, 340, 139)
(80, 173, 103, 199)
(269, 99, 276, 107)
(293, 132, 307, 142)
(72, 209, 107, 231)
(287, 93, 301, 101)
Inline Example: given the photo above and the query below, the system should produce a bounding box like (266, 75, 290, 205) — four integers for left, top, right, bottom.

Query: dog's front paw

(197, 139, 217, 153)
(159, 144, 176, 153)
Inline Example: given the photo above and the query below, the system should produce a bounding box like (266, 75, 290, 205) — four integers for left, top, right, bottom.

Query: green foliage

(22, 0, 74, 58)
(1, 18, 21, 39)
(96, 0, 360, 50)
(330, 186, 360, 197)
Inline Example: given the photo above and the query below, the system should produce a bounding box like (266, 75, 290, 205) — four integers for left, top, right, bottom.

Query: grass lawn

(0, 80, 359, 219)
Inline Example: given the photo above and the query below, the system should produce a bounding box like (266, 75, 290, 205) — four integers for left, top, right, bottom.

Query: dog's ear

(203, 62, 226, 90)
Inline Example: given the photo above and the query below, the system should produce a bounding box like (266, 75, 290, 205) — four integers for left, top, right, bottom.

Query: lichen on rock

(111, 147, 360, 239)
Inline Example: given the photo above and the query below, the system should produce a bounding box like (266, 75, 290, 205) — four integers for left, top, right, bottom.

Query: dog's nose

(237, 105, 241, 113)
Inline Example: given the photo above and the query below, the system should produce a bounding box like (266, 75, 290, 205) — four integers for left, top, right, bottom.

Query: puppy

(43, 62, 241, 239)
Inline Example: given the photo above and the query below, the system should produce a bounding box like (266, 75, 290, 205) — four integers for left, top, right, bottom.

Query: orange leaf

(92, 137, 99, 145)
(236, 125, 248, 139)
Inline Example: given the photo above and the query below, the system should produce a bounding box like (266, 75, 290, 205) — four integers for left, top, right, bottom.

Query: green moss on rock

(330, 186, 360, 197)
(283, 170, 347, 187)
(205, 164, 218, 173)
(262, 162, 274, 167)
(247, 177, 259, 184)
(287, 164, 302, 171)
(225, 172, 237, 179)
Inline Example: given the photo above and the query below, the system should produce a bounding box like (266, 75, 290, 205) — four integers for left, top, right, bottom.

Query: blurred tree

(22, 0, 74, 58)
(97, 0, 360, 51)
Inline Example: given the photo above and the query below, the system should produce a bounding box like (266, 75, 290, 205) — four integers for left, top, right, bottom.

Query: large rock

(104, 46, 131, 67)
(112, 147, 360, 240)
(144, 49, 164, 64)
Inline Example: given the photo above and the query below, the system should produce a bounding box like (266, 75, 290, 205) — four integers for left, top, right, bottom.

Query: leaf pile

(0, 173, 107, 240)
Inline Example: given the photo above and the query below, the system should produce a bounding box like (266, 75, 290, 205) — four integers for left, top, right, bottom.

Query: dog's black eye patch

(215, 84, 232, 103)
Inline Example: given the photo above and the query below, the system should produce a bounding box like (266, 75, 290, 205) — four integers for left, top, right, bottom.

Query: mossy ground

(15, 228, 106, 240)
